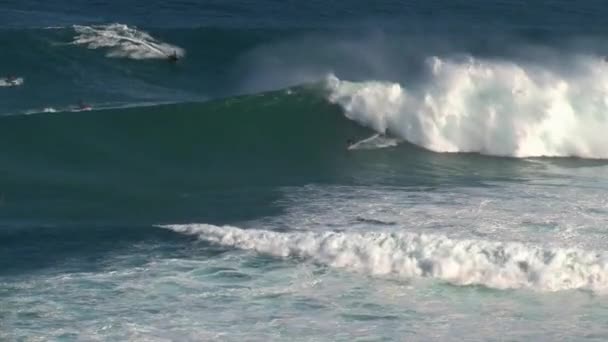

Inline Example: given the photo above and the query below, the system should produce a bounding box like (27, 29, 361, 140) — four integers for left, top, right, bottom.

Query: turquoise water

(3, 1, 608, 340)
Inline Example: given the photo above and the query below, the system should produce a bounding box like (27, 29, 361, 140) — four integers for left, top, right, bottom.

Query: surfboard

(347, 134, 400, 150)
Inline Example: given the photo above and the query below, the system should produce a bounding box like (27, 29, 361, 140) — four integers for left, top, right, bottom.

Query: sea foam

(163, 223, 608, 292)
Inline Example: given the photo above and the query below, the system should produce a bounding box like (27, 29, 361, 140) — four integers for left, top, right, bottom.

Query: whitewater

(163, 223, 608, 292)
(72, 23, 185, 59)
(327, 56, 608, 158)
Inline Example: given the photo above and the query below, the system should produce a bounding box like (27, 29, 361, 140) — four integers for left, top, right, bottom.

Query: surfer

(77, 100, 92, 111)
(168, 50, 179, 62)
(4, 75, 17, 86)
(347, 139, 354, 148)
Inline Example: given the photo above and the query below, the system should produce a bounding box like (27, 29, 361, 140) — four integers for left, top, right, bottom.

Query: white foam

(326, 56, 608, 158)
(72, 24, 185, 60)
(0, 77, 24, 87)
(163, 223, 608, 292)
(258, 182, 608, 252)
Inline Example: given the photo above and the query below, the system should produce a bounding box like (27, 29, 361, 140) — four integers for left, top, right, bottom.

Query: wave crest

(327, 56, 608, 158)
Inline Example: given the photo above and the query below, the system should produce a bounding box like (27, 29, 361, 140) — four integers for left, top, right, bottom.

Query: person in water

(5, 75, 17, 85)
(77, 100, 91, 110)
(347, 139, 354, 147)
(168, 50, 179, 62)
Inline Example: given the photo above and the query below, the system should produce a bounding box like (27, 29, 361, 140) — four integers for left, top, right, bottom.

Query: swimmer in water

(77, 100, 91, 110)
(5, 75, 17, 85)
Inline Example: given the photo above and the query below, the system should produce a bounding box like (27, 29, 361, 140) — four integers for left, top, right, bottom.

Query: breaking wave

(326, 56, 608, 158)
(163, 223, 608, 292)
(72, 23, 185, 59)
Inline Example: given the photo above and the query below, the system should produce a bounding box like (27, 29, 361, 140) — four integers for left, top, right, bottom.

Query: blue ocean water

(3, 1, 608, 340)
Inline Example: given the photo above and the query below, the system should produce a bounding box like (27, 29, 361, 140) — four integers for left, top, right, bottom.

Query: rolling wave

(0, 88, 360, 208)
(3, 21, 608, 160)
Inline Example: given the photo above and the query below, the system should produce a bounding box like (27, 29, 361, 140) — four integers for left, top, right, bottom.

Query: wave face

(0, 89, 384, 224)
(164, 223, 608, 292)
(2, 85, 608, 226)
(327, 56, 608, 159)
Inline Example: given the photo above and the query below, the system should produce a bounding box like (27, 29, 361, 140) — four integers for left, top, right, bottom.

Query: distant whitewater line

(72, 23, 185, 60)
(163, 223, 608, 292)
(326, 55, 608, 159)
(13, 100, 186, 117)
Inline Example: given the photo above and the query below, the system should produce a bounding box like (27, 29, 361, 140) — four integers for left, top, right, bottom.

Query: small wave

(72, 23, 185, 60)
(163, 223, 608, 292)
(327, 56, 608, 159)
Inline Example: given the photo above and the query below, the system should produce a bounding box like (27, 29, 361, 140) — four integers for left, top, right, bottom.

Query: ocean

(2, 1, 608, 340)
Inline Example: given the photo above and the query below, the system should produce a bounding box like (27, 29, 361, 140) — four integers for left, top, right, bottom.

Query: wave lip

(72, 23, 185, 60)
(326, 56, 608, 159)
(163, 223, 608, 292)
